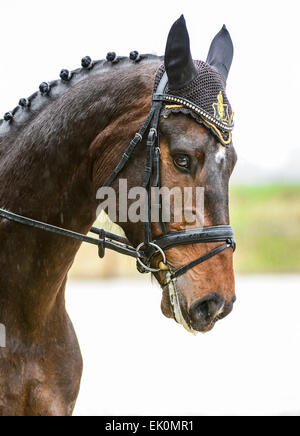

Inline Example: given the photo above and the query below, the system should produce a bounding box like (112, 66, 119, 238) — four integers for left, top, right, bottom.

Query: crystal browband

(152, 93, 234, 132)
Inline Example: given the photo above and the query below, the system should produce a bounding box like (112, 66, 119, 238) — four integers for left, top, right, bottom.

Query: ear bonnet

(153, 16, 234, 146)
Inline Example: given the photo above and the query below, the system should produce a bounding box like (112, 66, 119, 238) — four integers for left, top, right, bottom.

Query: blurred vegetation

(69, 184, 300, 278)
(230, 184, 300, 273)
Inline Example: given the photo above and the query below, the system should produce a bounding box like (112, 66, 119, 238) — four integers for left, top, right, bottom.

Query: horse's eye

(173, 155, 190, 170)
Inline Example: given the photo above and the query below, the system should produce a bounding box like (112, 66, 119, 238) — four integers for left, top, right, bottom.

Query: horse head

(155, 16, 237, 333)
(94, 16, 237, 333)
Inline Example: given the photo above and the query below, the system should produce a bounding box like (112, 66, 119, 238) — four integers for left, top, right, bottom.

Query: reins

(0, 208, 142, 259)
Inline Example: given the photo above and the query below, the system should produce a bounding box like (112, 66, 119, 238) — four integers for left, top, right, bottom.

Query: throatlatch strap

(102, 105, 156, 188)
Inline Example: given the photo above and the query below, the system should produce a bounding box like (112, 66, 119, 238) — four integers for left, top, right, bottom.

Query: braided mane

(0, 52, 160, 135)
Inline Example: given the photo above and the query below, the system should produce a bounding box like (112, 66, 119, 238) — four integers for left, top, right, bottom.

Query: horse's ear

(206, 25, 234, 83)
(164, 15, 197, 89)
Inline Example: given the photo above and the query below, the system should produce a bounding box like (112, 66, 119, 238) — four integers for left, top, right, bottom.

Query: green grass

(230, 184, 300, 273)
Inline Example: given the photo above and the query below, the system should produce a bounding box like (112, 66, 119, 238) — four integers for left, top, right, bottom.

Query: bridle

(0, 71, 236, 334)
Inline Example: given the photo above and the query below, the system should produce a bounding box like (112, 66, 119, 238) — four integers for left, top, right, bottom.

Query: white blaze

(215, 144, 226, 164)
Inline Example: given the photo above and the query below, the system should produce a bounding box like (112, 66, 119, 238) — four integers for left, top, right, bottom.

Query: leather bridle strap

(0, 208, 143, 259)
(141, 73, 168, 244)
(171, 241, 234, 279)
(142, 225, 236, 277)
(102, 73, 168, 189)
(102, 105, 156, 188)
(151, 225, 235, 251)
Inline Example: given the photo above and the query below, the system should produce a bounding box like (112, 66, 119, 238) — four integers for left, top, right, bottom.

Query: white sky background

(0, 0, 299, 182)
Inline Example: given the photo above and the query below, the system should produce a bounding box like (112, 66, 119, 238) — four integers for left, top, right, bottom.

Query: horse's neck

(0, 61, 158, 329)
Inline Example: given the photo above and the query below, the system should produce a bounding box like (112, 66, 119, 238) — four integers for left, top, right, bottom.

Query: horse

(0, 16, 237, 415)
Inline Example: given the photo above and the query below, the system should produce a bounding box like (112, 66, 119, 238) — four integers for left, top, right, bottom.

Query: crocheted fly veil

(154, 16, 234, 146)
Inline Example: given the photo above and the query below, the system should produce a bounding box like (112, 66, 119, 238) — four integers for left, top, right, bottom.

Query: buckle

(135, 133, 143, 142)
(227, 238, 236, 252)
(150, 128, 157, 137)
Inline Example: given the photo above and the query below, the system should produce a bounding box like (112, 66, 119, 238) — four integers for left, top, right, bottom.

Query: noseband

(0, 72, 236, 334)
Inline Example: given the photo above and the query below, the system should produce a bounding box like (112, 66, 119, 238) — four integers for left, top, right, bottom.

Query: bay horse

(0, 16, 237, 415)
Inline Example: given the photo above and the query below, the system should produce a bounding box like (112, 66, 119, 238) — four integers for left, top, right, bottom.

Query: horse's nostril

(189, 293, 225, 324)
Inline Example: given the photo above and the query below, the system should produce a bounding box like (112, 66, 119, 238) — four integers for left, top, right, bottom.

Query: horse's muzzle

(189, 293, 236, 332)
